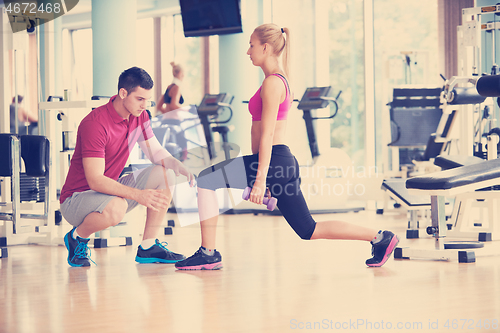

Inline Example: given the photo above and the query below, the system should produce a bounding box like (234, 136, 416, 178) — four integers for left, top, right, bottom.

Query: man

(60, 67, 194, 267)
(10, 95, 38, 135)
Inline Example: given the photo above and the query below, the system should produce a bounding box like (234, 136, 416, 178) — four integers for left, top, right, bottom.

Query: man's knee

(146, 165, 176, 191)
(103, 197, 128, 227)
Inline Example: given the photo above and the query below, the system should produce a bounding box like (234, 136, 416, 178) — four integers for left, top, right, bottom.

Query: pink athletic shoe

(175, 247, 223, 270)
(366, 231, 399, 267)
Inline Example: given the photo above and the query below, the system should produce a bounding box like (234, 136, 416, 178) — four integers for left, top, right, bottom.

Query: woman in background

(155, 62, 191, 160)
(10, 95, 38, 135)
(157, 62, 185, 116)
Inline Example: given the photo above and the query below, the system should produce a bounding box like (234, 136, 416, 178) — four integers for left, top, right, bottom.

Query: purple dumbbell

(242, 187, 277, 211)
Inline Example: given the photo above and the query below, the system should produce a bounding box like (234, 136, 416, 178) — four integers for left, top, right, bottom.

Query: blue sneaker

(64, 228, 95, 267)
(135, 240, 185, 263)
(175, 247, 222, 270)
(366, 231, 399, 267)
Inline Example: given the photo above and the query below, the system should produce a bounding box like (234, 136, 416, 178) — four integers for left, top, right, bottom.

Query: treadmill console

(297, 87, 333, 110)
(197, 93, 234, 115)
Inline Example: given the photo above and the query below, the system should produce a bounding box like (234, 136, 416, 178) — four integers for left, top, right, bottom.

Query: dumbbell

(242, 187, 277, 211)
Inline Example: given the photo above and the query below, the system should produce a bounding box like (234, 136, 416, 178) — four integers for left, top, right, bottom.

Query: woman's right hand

(249, 179, 267, 205)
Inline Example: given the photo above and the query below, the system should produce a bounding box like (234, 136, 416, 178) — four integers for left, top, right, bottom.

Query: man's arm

(82, 157, 169, 211)
(138, 135, 171, 164)
(138, 136, 195, 186)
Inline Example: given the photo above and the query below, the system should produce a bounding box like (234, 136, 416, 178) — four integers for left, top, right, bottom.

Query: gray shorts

(60, 165, 155, 227)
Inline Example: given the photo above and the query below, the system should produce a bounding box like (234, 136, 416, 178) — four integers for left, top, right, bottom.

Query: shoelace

(371, 237, 384, 257)
(73, 242, 97, 265)
(156, 241, 172, 253)
(371, 241, 386, 257)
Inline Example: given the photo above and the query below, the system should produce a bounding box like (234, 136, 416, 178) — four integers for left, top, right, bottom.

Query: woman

(156, 62, 189, 160)
(175, 24, 399, 270)
(157, 62, 185, 116)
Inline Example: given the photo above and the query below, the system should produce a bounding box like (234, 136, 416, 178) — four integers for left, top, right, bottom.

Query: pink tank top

(248, 73, 292, 121)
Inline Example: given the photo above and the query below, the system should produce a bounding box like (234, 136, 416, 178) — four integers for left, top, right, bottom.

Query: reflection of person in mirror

(156, 62, 191, 120)
(10, 95, 38, 135)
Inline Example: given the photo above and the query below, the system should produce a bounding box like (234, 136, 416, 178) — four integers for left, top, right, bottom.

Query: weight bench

(394, 158, 500, 262)
(382, 155, 485, 239)
(0, 134, 62, 252)
(381, 179, 433, 239)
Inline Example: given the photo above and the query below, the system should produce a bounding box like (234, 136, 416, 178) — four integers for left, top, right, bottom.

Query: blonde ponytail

(170, 62, 183, 78)
(281, 27, 290, 79)
(253, 23, 291, 78)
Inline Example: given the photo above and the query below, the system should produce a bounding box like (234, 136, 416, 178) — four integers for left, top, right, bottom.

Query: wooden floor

(1, 209, 500, 333)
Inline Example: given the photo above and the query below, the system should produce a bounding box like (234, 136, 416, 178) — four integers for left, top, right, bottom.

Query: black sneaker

(64, 228, 95, 267)
(366, 231, 400, 267)
(135, 239, 186, 263)
(175, 247, 222, 270)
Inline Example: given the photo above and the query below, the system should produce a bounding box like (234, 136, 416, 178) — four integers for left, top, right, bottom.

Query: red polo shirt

(60, 95, 154, 203)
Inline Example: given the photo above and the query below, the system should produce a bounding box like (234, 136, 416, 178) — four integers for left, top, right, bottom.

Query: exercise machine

(296, 87, 365, 213)
(297, 86, 340, 161)
(148, 105, 201, 162)
(393, 3, 500, 262)
(381, 79, 484, 238)
(0, 11, 67, 252)
(0, 134, 62, 251)
(196, 93, 243, 214)
(162, 93, 245, 225)
(386, 87, 443, 176)
(397, 156, 500, 262)
(196, 93, 236, 161)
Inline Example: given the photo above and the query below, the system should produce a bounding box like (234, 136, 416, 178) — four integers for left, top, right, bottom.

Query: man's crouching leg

(135, 165, 186, 264)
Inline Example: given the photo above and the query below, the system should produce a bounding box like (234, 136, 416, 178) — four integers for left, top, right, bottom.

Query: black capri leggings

(197, 144, 317, 240)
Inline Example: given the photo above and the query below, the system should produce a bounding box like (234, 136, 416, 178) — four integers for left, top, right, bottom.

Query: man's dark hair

(12, 95, 23, 104)
(118, 67, 154, 94)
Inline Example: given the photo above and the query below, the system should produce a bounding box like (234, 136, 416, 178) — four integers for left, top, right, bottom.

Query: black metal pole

(302, 109, 320, 158)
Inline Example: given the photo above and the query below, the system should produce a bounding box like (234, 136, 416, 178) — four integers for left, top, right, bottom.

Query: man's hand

(162, 156, 196, 187)
(139, 136, 196, 187)
(134, 189, 170, 212)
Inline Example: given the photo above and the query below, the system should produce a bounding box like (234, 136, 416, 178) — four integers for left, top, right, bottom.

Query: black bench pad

(0, 134, 16, 177)
(382, 179, 431, 206)
(20, 135, 49, 177)
(406, 158, 500, 190)
(434, 155, 484, 170)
